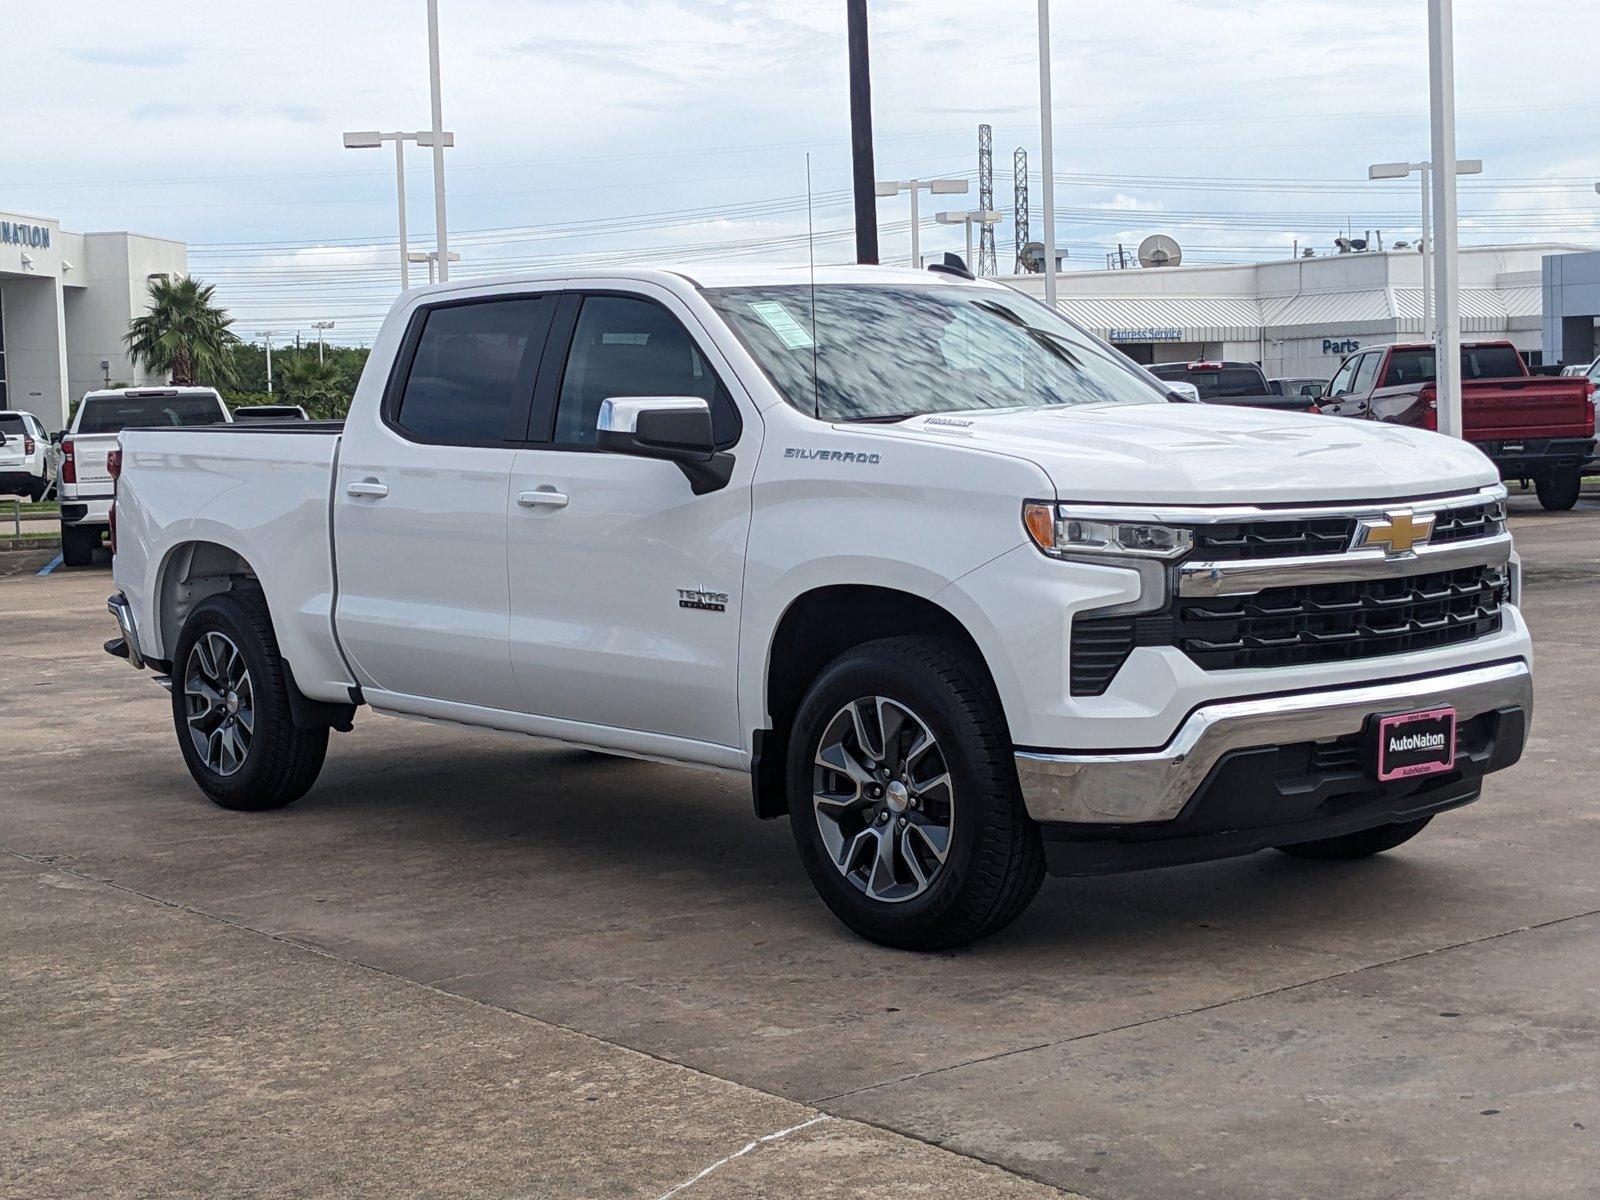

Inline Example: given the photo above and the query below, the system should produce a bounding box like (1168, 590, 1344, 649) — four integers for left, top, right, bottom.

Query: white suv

(0, 410, 54, 501)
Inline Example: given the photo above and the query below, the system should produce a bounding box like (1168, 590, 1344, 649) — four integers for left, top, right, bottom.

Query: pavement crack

(651, 1115, 831, 1199)
(809, 903, 1600, 1105)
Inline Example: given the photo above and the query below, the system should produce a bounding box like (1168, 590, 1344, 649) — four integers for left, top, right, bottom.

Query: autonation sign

(1, 221, 51, 248)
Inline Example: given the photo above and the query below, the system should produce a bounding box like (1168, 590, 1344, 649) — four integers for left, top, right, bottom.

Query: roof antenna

(806, 152, 821, 421)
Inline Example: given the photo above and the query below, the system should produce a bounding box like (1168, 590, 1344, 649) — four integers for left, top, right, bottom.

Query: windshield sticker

(748, 300, 816, 350)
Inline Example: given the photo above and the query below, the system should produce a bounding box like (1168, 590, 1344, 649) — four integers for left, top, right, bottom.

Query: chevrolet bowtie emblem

(1355, 510, 1435, 557)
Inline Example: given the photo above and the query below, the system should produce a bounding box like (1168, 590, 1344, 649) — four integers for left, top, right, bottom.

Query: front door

(335, 292, 556, 712)
(507, 288, 755, 751)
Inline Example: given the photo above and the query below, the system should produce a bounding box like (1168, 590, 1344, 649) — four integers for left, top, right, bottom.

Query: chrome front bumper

(1015, 659, 1533, 825)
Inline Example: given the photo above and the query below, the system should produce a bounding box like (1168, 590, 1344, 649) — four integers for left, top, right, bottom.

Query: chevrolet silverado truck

(105, 266, 1533, 949)
(60, 387, 230, 565)
(1147, 360, 1308, 411)
(1316, 341, 1595, 510)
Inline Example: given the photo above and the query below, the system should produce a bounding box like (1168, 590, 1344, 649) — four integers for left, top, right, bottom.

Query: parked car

(106, 265, 1532, 949)
(60, 387, 230, 566)
(232, 404, 311, 422)
(0, 410, 56, 501)
(1148, 361, 1309, 411)
(1315, 341, 1595, 510)
(1269, 377, 1327, 400)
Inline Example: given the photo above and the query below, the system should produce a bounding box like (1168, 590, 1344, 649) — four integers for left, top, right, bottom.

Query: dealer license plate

(1372, 707, 1457, 781)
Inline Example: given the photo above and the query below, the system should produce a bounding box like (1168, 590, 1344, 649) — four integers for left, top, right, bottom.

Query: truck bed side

(112, 425, 356, 702)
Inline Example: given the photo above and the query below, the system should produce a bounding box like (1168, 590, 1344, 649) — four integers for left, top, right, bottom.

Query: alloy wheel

(184, 631, 255, 777)
(812, 696, 955, 903)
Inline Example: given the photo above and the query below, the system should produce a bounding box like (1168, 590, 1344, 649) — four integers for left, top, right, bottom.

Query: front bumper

(1015, 658, 1532, 826)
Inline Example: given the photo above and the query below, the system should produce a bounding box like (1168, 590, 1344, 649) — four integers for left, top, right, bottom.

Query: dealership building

(0, 209, 187, 430)
(1004, 242, 1590, 380)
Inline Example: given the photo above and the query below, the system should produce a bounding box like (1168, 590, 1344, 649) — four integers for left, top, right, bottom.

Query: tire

(786, 636, 1045, 950)
(1535, 469, 1581, 511)
(170, 589, 328, 811)
(60, 522, 98, 567)
(1276, 816, 1432, 861)
(29, 480, 47, 503)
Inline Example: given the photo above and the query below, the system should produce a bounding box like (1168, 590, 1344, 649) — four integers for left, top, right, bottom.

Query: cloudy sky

(7, 0, 1600, 343)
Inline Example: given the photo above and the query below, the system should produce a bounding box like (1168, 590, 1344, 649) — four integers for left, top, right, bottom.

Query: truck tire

(1276, 816, 1432, 861)
(1535, 470, 1581, 511)
(170, 589, 328, 811)
(60, 522, 98, 567)
(786, 636, 1045, 950)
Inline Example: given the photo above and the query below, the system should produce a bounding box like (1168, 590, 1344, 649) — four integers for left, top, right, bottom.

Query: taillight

(24, 435, 35, 455)
(107, 449, 121, 555)
(60, 437, 76, 484)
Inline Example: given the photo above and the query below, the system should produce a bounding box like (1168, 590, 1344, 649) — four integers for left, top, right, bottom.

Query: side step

(104, 637, 129, 660)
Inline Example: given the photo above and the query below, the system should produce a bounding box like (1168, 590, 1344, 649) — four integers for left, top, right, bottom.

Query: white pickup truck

(60, 387, 230, 565)
(106, 266, 1532, 949)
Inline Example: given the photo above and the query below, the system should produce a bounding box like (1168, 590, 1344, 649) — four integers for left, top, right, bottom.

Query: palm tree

(124, 275, 240, 388)
(279, 353, 347, 419)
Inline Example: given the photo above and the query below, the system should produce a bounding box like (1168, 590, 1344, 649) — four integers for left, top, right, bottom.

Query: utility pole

(1428, 0, 1463, 438)
(426, 0, 451, 281)
(313, 321, 335, 364)
(977, 125, 997, 275)
(1037, 0, 1059, 307)
(255, 331, 278, 395)
(847, 0, 879, 265)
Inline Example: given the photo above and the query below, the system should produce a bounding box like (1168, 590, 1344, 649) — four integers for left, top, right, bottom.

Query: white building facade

(1002, 243, 1587, 382)
(0, 209, 188, 431)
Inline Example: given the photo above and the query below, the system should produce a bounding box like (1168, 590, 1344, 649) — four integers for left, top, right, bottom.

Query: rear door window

(392, 296, 554, 446)
(76, 395, 227, 433)
(1350, 352, 1382, 395)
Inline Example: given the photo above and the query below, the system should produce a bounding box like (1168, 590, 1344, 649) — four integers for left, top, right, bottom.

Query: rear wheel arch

(155, 540, 261, 666)
(753, 585, 1007, 819)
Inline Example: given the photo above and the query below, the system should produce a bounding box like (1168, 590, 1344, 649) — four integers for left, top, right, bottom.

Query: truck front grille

(1192, 517, 1355, 561)
(1071, 564, 1508, 692)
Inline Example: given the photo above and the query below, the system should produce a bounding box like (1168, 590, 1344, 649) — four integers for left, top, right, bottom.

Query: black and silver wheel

(787, 636, 1044, 950)
(171, 589, 328, 811)
(1276, 816, 1432, 861)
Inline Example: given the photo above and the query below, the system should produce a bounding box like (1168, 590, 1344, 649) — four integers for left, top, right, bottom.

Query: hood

(865, 403, 1499, 505)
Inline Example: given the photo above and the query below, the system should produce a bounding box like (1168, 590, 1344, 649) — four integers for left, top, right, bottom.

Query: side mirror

(49, 430, 64, 445)
(596, 396, 734, 495)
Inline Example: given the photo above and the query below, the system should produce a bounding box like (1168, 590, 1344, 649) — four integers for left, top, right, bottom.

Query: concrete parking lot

(3, 493, 1597, 1199)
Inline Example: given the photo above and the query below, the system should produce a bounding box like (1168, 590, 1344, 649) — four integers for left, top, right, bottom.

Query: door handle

(518, 488, 569, 509)
(346, 480, 389, 499)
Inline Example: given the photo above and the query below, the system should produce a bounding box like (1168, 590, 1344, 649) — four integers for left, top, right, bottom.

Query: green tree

(124, 276, 240, 388)
(279, 353, 348, 419)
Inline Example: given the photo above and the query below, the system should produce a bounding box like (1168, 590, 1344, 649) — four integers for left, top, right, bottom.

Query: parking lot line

(35, 553, 63, 577)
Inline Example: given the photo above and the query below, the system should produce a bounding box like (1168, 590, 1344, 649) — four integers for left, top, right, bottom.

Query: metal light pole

(1037, 0, 1058, 308)
(343, 130, 455, 290)
(313, 321, 335, 364)
(936, 209, 1005, 272)
(875, 179, 969, 268)
(408, 250, 460, 285)
(846, 0, 879, 265)
(255, 331, 278, 394)
(1368, 158, 1480, 342)
(426, 0, 450, 281)
(1428, 0, 1463, 439)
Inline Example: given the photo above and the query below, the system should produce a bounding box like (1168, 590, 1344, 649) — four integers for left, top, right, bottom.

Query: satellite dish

(1019, 241, 1046, 273)
(1137, 234, 1182, 268)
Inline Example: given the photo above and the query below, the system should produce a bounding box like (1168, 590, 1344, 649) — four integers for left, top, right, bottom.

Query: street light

(1038, 0, 1059, 308)
(341, 129, 455, 290)
(312, 321, 335, 364)
(874, 178, 969, 268)
(1428, 0, 1466, 438)
(255, 331, 279, 394)
(407, 250, 461, 285)
(426, 0, 451, 281)
(1368, 157, 1482, 342)
(935, 209, 1005, 275)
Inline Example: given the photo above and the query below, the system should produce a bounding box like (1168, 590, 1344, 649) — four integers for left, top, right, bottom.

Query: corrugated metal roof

(1260, 290, 1393, 327)
(1053, 295, 1262, 338)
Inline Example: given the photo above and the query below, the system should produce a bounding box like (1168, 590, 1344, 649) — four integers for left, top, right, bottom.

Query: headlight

(1023, 502, 1194, 561)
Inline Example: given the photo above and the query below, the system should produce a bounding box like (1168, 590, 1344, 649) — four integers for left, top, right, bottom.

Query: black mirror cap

(596, 401, 733, 495)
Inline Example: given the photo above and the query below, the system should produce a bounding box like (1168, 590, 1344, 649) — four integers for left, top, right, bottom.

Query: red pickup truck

(1316, 341, 1596, 510)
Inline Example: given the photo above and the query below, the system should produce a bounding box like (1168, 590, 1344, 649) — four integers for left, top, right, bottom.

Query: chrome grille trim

(1177, 533, 1513, 598)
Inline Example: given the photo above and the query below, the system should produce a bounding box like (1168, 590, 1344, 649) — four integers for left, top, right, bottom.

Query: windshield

(704, 284, 1166, 420)
(78, 394, 226, 434)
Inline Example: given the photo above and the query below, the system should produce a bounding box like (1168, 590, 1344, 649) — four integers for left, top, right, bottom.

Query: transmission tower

(1013, 147, 1030, 272)
(977, 124, 997, 276)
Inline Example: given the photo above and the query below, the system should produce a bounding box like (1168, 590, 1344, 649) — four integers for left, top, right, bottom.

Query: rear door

(334, 292, 557, 712)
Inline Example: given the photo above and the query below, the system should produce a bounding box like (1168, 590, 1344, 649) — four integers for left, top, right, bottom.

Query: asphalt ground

(2, 492, 1596, 1198)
